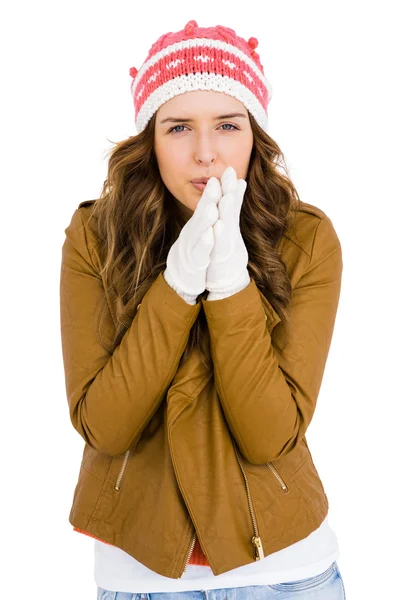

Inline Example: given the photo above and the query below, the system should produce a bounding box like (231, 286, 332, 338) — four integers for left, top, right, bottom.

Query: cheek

(169, 144, 188, 163)
(159, 144, 187, 173)
(165, 151, 190, 182)
(233, 137, 253, 170)
(225, 133, 252, 155)
(226, 151, 251, 176)
(158, 160, 187, 194)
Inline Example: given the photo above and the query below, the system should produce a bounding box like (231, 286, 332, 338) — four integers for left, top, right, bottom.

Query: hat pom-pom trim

(247, 36, 259, 50)
(129, 66, 138, 79)
(184, 20, 198, 34)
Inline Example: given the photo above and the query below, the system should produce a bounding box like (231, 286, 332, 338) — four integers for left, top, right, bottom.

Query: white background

(2, 1, 399, 598)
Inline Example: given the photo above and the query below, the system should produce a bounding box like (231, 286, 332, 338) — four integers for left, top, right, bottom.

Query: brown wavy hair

(86, 111, 301, 368)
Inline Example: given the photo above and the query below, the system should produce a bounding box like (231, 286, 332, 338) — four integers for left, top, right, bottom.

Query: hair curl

(86, 111, 301, 369)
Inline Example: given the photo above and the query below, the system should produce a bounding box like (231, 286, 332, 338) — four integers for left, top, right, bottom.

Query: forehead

(156, 90, 248, 121)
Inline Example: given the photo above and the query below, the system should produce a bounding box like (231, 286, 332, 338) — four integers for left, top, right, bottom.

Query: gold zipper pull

(251, 535, 264, 560)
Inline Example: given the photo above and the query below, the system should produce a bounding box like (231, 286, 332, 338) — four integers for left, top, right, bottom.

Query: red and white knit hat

(129, 20, 273, 134)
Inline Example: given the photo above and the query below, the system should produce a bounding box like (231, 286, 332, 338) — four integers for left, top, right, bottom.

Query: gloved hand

(206, 166, 251, 300)
(163, 177, 222, 304)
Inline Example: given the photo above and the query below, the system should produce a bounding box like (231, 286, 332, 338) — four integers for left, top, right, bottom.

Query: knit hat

(129, 20, 273, 134)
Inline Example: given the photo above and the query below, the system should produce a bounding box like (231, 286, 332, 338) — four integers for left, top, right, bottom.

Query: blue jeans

(97, 560, 346, 599)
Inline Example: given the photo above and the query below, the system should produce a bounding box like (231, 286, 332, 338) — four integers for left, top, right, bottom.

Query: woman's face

(154, 90, 254, 217)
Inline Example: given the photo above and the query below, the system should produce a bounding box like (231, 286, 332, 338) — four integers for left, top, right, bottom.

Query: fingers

(220, 166, 237, 194)
(219, 167, 237, 226)
(213, 219, 225, 238)
(209, 218, 225, 263)
(190, 201, 219, 265)
(190, 177, 221, 227)
(187, 168, 247, 265)
(199, 177, 222, 207)
(218, 192, 236, 225)
(236, 179, 247, 205)
(234, 178, 247, 220)
(191, 224, 215, 266)
(219, 168, 247, 223)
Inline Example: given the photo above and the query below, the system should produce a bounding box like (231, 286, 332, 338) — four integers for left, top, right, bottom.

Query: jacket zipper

(231, 439, 265, 561)
(181, 532, 197, 575)
(113, 440, 140, 492)
(265, 461, 289, 493)
(114, 449, 131, 491)
(231, 440, 290, 560)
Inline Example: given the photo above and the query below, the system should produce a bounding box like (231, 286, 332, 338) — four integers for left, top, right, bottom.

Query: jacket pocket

(113, 440, 140, 492)
(264, 437, 311, 485)
(265, 461, 289, 493)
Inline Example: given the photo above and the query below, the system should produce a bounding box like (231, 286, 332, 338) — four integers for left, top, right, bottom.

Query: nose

(197, 158, 215, 165)
(194, 135, 216, 165)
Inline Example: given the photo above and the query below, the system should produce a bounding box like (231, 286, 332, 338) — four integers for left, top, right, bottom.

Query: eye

(220, 123, 239, 131)
(167, 123, 240, 134)
(168, 125, 187, 134)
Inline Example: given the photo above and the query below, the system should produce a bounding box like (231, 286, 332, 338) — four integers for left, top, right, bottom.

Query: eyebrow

(159, 113, 248, 124)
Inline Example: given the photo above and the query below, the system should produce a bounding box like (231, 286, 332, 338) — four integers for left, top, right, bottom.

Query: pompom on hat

(129, 20, 273, 134)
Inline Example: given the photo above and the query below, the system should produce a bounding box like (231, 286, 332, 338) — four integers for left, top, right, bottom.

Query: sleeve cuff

(206, 271, 251, 301)
(148, 272, 201, 317)
(202, 277, 282, 331)
(162, 271, 198, 305)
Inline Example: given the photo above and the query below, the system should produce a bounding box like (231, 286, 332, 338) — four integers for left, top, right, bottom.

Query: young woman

(60, 19, 347, 600)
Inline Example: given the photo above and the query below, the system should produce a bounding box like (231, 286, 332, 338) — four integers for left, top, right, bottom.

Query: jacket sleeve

(60, 207, 201, 457)
(202, 215, 343, 465)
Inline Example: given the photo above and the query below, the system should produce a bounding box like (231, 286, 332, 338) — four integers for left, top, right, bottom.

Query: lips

(191, 181, 208, 191)
(191, 177, 212, 184)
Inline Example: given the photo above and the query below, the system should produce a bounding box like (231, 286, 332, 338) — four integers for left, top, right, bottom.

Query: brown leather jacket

(59, 198, 342, 579)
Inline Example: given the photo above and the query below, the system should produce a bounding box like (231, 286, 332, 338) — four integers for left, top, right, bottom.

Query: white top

(93, 515, 340, 593)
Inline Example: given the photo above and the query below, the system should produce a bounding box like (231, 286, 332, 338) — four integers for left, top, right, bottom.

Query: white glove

(205, 166, 250, 300)
(164, 177, 222, 303)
